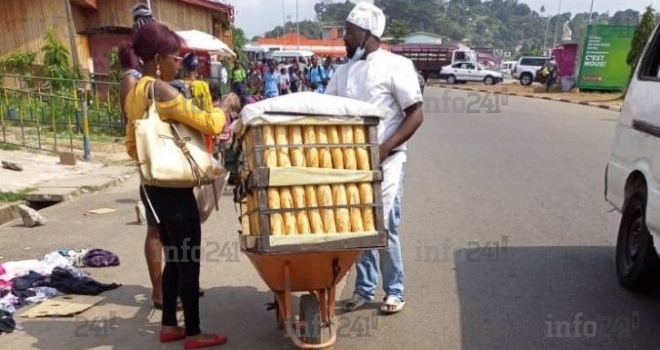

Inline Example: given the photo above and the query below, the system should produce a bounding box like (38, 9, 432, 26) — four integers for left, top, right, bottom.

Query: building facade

(0, 0, 234, 76)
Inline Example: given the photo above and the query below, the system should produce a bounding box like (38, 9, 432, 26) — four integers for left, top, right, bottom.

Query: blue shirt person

(263, 60, 281, 98)
(306, 56, 328, 93)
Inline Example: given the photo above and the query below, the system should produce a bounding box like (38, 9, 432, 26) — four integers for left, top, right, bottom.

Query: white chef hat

(346, 2, 386, 39)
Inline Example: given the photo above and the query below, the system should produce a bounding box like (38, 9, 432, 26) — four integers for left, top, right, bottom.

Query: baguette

(279, 187, 297, 235)
(354, 126, 370, 171)
(317, 185, 336, 233)
(332, 184, 351, 233)
(327, 126, 344, 169)
(305, 185, 324, 234)
(341, 126, 357, 170)
(359, 183, 375, 232)
(316, 126, 333, 169)
(275, 126, 291, 167)
(292, 186, 311, 234)
(288, 126, 306, 167)
(267, 188, 284, 235)
(346, 184, 364, 232)
(262, 126, 278, 168)
(303, 126, 319, 168)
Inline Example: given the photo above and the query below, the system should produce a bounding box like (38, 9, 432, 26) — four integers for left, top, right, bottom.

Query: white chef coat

(325, 49, 422, 153)
(325, 49, 422, 225)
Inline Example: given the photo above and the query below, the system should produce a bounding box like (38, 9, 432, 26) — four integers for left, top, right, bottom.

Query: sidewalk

(428, 81, 624, 112)
(0, 177, 351, 350)
(0, 148, 135, 225)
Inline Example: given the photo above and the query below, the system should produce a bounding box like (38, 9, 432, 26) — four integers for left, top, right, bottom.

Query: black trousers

(142, 185, 201, 336)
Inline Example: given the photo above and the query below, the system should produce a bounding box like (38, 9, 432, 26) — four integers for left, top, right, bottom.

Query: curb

(0, 167, 136, 227)
(26, 167, 137, 203)
(430, 84, 622, 112)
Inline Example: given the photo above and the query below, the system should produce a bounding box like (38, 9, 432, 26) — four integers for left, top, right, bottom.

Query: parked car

(605, 22, 660, 293)
(512, 56, 550, 86)
(500, 60, 517, 77)
(439, 62, 503, 85)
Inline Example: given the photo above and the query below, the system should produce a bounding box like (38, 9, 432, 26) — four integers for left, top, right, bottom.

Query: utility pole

(587, 0, 595, 25)
(552, 0, 563, 48)
(296, 0, 300, 49)
(282, 0, 286, 48)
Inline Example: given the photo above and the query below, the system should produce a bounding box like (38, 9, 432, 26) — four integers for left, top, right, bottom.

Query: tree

(314, 1, 355, 22)
(627, 5, 656, 80)
(232, 26, 248, 65)
(387, 19, 411, 43)
(41, 28, 79, 92)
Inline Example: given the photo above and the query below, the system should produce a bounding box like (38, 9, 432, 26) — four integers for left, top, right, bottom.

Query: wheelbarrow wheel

(299, 294, 322, 344)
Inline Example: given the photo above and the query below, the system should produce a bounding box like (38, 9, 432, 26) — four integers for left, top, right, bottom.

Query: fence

(0, 74, 122, 159)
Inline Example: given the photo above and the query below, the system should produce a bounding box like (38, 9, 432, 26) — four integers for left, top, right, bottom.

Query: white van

(271, 50, 315, 64)
(605, 23, 660, 293)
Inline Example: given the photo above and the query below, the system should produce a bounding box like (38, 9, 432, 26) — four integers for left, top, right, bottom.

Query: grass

(0, 143, 20, 151)
(0, 188, 34, 203)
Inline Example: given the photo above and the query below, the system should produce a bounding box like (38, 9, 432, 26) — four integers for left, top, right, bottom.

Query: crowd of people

(227, 55, 341, 101)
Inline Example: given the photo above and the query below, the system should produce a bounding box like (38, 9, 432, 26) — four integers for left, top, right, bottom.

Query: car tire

(447, 75, 457, 84)
(520, 73, 533, 86)
(616, 191, 660, 293)
(484, 76, 494, 85)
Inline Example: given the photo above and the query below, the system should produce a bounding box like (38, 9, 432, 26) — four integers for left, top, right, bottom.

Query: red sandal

(184, 334, 228, 349)
(159, 328, 186, 343)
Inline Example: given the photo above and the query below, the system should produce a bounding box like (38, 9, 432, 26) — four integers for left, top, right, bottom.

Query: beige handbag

(134, 81, 220, 188)
(195, 157, 229, 224)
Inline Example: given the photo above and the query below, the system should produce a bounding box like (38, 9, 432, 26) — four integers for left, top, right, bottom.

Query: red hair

(118, 41, 138, 70)
(118, 22, 182, 67)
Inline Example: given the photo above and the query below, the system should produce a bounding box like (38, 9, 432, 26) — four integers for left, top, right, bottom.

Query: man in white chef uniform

(325, 2, 424, 314)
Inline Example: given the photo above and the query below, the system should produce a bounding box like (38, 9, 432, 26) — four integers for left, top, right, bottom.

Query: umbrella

(176, 30, 236, 57)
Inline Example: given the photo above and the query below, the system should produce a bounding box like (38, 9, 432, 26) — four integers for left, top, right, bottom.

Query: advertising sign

(577, 24, 637, 91)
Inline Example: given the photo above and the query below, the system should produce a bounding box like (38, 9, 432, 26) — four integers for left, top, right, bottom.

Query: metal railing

(0, 74, 122, 159)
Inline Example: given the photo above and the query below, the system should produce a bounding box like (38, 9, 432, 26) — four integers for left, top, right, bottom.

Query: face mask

(350, 31, 371, 63)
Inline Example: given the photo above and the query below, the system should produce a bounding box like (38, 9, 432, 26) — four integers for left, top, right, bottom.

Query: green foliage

(0, 188, 34, 203)
(41, 28, 78, 92)
(627, 6, 656, 79)
(297, 0, 649, 54)
(0, 50, 36, 74)
(107, 47, 122, 83)
(314, 1, 355, 22)
(232, 25, 249, 66)
(265, 21, 323, 39)
(387, 19, 411, 43)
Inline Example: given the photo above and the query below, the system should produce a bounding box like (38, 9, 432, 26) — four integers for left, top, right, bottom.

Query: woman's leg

(140, 187, 163, 304)
(145, 225, 163, 303)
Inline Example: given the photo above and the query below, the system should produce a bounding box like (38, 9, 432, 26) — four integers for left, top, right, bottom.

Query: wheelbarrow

(244, 250, 361, 349)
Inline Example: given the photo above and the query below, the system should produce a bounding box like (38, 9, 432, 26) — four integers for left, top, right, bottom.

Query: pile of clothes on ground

(0, 249, 121, 335)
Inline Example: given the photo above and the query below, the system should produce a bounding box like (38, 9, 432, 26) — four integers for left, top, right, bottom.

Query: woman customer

(122, 22, 229, 349)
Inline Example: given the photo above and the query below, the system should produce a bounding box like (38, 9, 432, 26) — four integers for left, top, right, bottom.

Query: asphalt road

(3, 86, 659, 350)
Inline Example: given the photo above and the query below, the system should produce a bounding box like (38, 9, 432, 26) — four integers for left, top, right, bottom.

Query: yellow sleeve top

(124, 76, 226, 160)
(190, 80, 213, 112)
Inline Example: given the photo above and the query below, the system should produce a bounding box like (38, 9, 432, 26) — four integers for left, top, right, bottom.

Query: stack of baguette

(252, 124, 376, 236)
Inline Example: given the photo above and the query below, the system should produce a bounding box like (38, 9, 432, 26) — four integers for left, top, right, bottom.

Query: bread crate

(233, 93, 388, 254)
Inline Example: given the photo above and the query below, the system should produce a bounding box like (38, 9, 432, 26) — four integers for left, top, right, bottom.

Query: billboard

(577, 24, 637, 91)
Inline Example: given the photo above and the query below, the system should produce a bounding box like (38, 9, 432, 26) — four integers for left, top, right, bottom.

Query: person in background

(122, 22, 233, 348)
(543, 57, 559, 92)
(231, 59, 247, 105)
(263, 59, 281, 98)
(297, 57, 308, 90)
(245, 74, 265, 105)
(172, 53, 215, 152)
(279, 67, 290, 95)
(325, 1, 424, 315)
(323, 56, 336, 82)
(289, 65, 300, 93)
(306, 55, 328, 93)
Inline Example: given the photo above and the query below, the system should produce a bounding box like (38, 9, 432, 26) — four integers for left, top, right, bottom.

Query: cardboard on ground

(19, 295, 106, 318)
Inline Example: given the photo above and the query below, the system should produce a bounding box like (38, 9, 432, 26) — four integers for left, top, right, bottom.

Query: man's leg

(380, 158, 406, 312)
